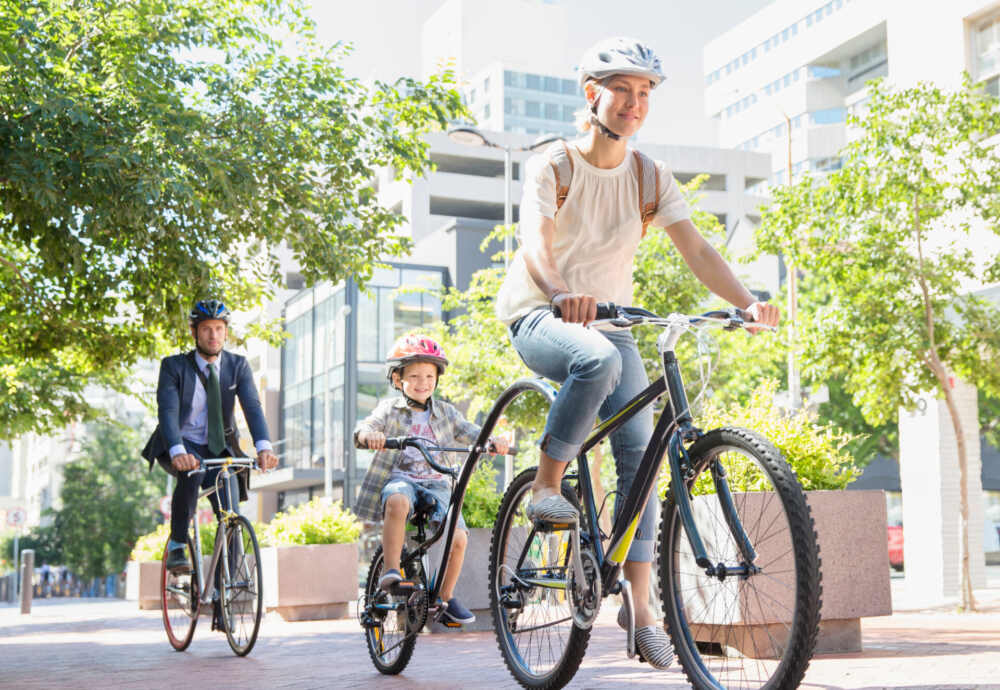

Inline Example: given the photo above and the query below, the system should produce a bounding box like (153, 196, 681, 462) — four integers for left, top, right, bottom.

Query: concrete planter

(426, 526, 492, 633)
(261, 543, 359, 621)
(125, 561, 161, 610)
(682, 489, 891, 656)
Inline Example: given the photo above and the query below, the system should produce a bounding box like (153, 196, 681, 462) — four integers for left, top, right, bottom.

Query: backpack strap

(547, 140, 574, 213)
(633, 150, 660, 238)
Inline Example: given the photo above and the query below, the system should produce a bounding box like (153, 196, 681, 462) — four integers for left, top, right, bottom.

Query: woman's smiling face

(588, 74, 651, 138)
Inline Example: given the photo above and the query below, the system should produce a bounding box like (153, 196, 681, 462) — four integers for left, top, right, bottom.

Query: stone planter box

(681, 489, 891, 656)
(125, 561, 161, 610)
(426, 526, 492, 633)
(261, 543, 358, 621)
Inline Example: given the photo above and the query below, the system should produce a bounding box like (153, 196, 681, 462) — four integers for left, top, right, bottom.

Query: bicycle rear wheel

(161, 535, 200, 651)
(220, 515, 263, 657)
(362, 545, 426, 674)
(659, 427, 822, 689)
(489, 468, 590, 690)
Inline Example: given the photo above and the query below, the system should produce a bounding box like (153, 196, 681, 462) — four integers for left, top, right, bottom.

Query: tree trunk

(913, 193, 976, 611)
(925, 357, 977, 611)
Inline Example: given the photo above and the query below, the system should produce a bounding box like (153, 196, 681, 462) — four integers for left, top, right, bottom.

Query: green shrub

(263, 498, 362, 546)
(658, 379, 860, 497)
(130, 523, 170, 562)
(461, 460, 504, 529)
(130, 517, 269, 562)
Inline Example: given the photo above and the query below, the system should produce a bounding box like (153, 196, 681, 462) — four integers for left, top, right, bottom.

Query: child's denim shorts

(380, 476, 468, 532)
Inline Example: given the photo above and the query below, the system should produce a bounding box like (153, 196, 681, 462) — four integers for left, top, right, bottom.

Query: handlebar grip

(551, 301, 617, 320)
(383, 437, 405, 450)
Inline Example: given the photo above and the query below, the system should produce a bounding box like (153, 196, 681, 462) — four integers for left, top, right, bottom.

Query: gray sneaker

(525, 494, 578, 523)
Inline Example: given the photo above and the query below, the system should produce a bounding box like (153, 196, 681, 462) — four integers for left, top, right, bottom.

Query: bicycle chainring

(569, 548, 602, 629)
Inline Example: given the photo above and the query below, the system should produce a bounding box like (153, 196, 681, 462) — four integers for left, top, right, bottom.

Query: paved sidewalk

(2, 589, 999, 689)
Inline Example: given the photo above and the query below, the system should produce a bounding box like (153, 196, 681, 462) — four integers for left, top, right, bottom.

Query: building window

(469, 87, 476, 103)
(544, 76, 559, 92)
(561, 78, 577, 95)
(562, 104, 576, 122)
(526, 73, 540, 90)
(545, 102, 559, 120)
(976, 15, 1000, 80)
(484, 103, 491, 119)
(483, 76, 490, 94)
(504, 97, 512, 115)
(525, 101, 540, 118)
(504, 70, 515, 87)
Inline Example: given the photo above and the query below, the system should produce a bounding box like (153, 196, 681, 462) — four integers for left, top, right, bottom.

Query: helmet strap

(402, 392, 430, 411)
(588, 82, 623, 141)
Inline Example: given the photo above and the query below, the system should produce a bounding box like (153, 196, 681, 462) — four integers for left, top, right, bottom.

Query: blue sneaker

(442, 597, 476, 626)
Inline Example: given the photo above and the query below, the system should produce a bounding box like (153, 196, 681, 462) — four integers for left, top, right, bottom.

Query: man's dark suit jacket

(141, 350, 270, 497)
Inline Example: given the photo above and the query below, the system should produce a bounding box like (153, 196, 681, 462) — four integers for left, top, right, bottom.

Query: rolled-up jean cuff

(538, 433, 582, 463)
(627, 538, 655, 563)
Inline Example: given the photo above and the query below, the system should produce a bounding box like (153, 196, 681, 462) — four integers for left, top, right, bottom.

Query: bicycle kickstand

(619, 576, 637, 659)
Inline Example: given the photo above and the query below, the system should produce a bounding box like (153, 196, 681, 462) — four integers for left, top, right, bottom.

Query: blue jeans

(510, 309, 658, 562)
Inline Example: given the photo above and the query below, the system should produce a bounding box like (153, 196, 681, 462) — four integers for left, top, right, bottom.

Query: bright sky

(307, 0, 773, 147)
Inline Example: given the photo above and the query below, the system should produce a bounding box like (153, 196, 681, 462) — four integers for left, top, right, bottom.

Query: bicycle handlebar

(551, 302, 769, 331)
(381, 437, 511, 479)
(184, 457, 260, 477)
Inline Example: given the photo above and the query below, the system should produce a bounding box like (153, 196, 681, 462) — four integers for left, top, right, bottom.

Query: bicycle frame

(490, 314, 760, 598)
(188, 458, 253, 606)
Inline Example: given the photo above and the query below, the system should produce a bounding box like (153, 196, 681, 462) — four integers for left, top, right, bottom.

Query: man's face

(191, 319, 227, 356)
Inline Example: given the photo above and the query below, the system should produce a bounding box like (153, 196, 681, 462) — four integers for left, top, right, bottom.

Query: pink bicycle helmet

(385, 333, 448, 383)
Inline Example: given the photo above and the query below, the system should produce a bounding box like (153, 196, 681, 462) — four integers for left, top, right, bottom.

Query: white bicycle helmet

(577, 37, 666, 89)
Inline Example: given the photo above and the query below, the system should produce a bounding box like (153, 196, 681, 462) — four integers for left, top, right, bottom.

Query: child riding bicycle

(353, 333, 509, 627)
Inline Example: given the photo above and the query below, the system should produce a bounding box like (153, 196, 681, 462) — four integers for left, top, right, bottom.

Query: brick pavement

(2, 590, 999, 689)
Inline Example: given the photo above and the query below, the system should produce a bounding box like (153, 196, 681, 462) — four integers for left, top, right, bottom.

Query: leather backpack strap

(547, 140, 574, 213)
(633, 149, 660, 238)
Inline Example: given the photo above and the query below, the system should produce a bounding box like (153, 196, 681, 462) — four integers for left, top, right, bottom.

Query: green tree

(1, 522, 63, 570)
(757, 77, 1000, 611)
(0, 0, 464, 439)
(51, 422, 163, 578)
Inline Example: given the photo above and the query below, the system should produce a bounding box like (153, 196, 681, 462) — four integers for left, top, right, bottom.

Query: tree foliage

(0, 0, 465, 438)
(51, 422, 163, 578)
(756, 77, 1000, 611)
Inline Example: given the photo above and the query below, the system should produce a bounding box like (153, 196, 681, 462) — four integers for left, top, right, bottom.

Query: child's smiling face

(394, 361, 438, 404)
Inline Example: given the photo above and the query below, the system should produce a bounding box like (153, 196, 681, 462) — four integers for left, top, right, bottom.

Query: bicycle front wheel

(161, 535, 200, 651)
(220, 515, 263, 656)
(659, 427, 822, 689)
(362, 545, 425, 674)
(489, 468, 590, 690)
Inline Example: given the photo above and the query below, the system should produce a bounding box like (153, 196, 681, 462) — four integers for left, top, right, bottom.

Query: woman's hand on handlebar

(743, 301, 780, 334)
(551, 292, 598, 326)
(360, 430, 386, 451)
(487, 435, 510, 456)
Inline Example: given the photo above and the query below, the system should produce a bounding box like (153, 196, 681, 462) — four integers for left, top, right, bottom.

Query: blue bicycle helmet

(189, 298, 231, 326)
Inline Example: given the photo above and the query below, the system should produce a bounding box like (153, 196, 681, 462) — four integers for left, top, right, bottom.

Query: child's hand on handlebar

(361, 431, 386, 450)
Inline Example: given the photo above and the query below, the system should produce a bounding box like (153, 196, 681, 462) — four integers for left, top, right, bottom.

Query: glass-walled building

(261, 263, 447, 514)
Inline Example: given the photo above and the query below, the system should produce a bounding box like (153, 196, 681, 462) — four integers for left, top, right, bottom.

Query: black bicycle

(359, 437, 507, 674)
(160, 457, 264, 656)
(486, 303, 822, 689)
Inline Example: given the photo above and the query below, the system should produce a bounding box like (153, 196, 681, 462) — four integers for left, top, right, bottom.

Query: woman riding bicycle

(495, 36, 779, 668)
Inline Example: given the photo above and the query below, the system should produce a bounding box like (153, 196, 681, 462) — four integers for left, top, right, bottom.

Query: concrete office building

(705, 0, 1000, 186)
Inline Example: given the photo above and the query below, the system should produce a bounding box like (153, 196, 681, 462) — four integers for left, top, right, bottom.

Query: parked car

(887, 524, 904, 571)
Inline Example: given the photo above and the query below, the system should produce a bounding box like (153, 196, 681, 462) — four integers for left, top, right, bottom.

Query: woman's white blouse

(495, 143, 691, 325)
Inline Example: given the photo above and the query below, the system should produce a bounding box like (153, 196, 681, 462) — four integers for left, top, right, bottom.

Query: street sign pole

(12, 533, 18, 601)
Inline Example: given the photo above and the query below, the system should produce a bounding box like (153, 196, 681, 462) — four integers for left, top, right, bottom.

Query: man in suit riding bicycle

(142, 298, 278, 575)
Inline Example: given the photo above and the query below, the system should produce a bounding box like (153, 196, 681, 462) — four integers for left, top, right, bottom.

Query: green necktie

(206, 362, 226, 456)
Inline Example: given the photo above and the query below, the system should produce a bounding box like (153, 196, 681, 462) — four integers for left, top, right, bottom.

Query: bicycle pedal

(441, 620, 462, 628)
(532, 519, 576, 532)
(387, 580, 419, 595)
